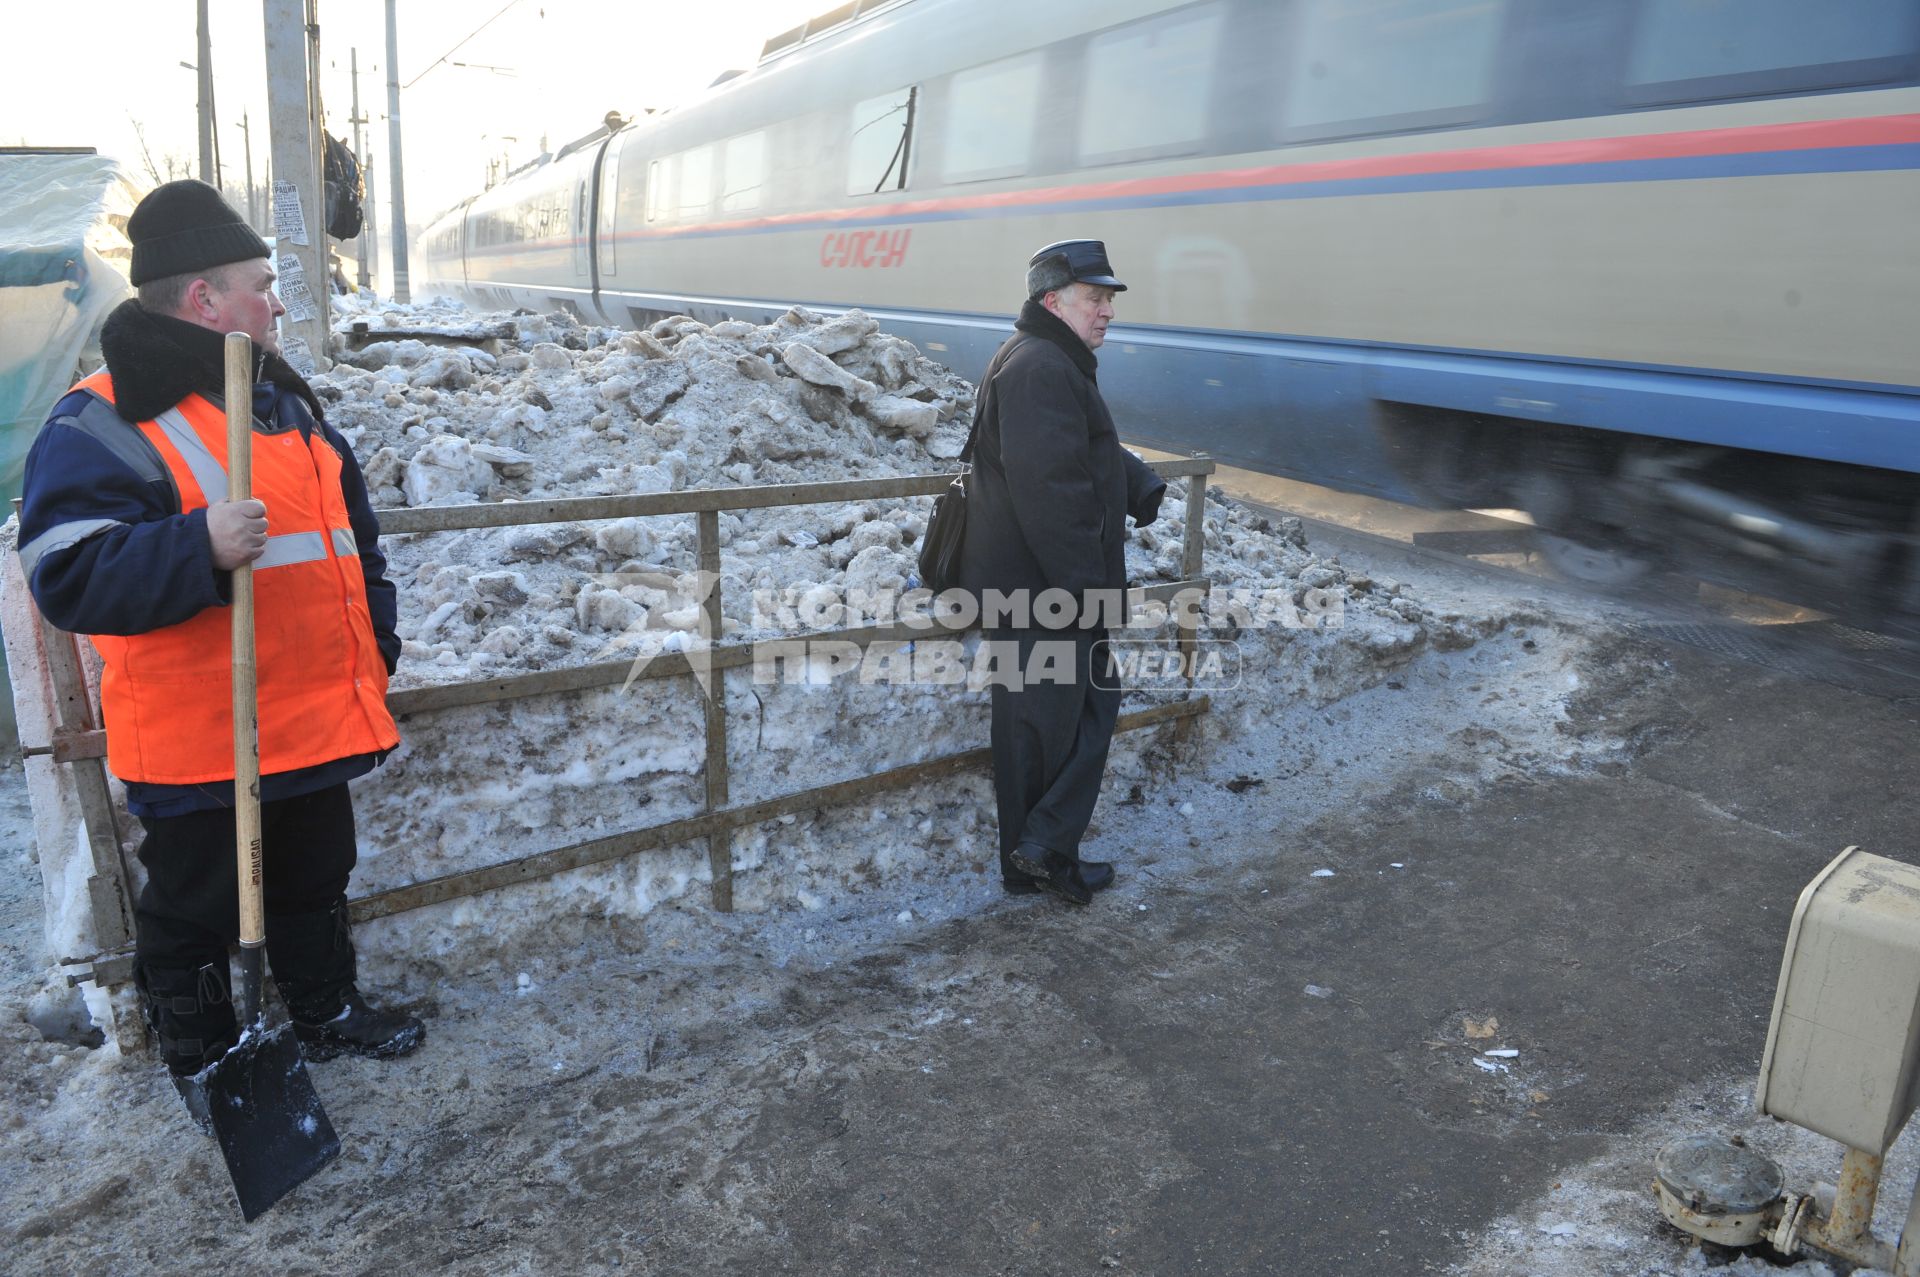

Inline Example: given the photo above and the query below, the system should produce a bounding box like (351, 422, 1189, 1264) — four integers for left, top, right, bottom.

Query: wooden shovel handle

(225, 332, 265, 950)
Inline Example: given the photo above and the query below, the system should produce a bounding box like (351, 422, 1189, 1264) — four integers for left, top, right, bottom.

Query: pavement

(581, 633, 1910, 1277)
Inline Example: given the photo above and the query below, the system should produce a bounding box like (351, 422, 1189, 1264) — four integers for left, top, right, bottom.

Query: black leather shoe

(293, 987, 426, 1062)
(1007, 860, 1113, 895)
(1009, 844, 1093, 906)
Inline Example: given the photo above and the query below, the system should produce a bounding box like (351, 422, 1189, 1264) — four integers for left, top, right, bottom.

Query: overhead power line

(401, 0, 525, 90)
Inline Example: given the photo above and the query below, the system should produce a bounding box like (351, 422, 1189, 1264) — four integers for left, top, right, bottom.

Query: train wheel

(1532, 530, 1656, 589)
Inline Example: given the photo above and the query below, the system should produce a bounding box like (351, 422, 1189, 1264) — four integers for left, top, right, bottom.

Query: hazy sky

(3, 0, 822, 287)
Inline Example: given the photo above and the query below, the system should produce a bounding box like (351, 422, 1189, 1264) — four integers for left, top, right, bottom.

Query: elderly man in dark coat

(958, 239, 1167, 905)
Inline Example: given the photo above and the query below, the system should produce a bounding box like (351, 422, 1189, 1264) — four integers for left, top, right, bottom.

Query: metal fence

(32, 457, 1216, 991)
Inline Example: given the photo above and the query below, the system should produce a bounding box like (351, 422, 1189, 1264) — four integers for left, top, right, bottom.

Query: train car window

(940, 51, 1043, 183)
(646, 160, 668, 224)
(722, 131, 768, 213)
(1079, 2, 1225, 166)
(1280, 0, 1508, 140)
(676, 146, 714, 220)
(1624, 0, 1919, 105)
(599, 145, 621, 275)
(848, 87, 915, 196)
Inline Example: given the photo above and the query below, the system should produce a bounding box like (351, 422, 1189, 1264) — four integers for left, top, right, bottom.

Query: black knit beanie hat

(127, 179, 270, 286)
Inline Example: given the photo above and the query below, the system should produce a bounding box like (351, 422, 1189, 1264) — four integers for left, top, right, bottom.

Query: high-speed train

(416, 0, 1920, 630)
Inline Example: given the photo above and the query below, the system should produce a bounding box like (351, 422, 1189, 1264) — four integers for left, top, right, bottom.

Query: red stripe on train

(623, 113, 1920, 240)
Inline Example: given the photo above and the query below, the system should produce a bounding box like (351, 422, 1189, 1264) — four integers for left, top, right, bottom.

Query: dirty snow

(1448, 1072, 1918, 1276)
(276, 295, 1486, 967)
(0, 294, 1772, 1270)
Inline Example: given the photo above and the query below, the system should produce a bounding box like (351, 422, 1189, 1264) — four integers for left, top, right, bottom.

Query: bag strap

(957, 411, 981, 466)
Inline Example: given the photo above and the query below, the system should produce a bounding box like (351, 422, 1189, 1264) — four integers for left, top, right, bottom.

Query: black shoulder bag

(915, 416, 979, 595)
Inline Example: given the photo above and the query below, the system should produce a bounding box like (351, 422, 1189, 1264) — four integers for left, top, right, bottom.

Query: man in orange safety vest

(18, 180, 423, 1119)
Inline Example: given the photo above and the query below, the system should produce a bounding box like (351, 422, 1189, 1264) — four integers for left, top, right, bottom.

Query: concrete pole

(350, 47, 371, 290)
(364, 146, 382, 287)
(196, 0, 215, 184)
(262, 0, 330, 372)
(384, 0, 411, 302)
(305, 3, 329, 290)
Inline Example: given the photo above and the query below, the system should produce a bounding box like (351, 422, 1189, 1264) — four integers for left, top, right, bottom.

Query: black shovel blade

(203, 1022, 340, 1221)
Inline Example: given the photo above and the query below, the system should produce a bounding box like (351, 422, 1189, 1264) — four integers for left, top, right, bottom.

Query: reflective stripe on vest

(153, 406, 353, 572)
(153, 408, 230, 508)
(255, 530, 328, 569)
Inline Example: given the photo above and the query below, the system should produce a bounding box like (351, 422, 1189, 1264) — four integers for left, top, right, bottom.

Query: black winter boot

(267, 899, 356, 1023)
(270, 898, 425, 1062)
(292, 986, 426, 1061)
(137, 961, 238, 1076)
(136, 960, 238, 1135)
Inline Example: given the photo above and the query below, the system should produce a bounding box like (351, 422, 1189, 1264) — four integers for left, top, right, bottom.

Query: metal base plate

(1654, 1136, 1784, 1247)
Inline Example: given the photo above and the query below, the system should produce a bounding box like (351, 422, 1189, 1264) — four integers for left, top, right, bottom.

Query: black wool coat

(958, 300, 1167, 626)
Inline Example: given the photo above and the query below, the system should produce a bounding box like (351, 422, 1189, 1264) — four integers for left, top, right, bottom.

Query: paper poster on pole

(279, 332, 316, 376)
(275, 250, 320, 323)
(271, 179, 310, 245)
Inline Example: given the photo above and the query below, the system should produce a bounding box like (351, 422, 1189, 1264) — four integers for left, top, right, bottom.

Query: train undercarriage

(1381, 405, 1920, 637)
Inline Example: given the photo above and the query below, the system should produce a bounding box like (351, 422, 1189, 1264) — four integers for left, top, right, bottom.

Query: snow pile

(305, 298, 1503, 966)
(323, 298, 1466, 679)
(322, 301, 975, 677)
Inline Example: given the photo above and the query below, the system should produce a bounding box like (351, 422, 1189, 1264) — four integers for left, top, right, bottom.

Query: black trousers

(987, 628, 1121, 880)
(134, 783, 359, 973)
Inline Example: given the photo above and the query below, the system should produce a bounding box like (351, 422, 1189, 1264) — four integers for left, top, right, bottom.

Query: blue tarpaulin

(0, 152, 141, 510)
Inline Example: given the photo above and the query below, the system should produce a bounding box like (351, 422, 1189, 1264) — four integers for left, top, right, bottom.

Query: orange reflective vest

(72, 371, 399, 785)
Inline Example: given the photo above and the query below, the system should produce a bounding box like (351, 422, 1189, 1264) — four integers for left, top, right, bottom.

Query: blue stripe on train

(529, 286, 1920, 492)
(867, 314, 1920, 490)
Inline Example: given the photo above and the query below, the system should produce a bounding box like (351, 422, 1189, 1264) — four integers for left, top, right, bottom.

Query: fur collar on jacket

(1014, 298, 1099, 380)
(98, 299, 325, 426)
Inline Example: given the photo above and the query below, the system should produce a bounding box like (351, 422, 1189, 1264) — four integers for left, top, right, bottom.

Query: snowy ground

(1, 298, 1909, 1270)
(5, 610, 1906, 1272)
(1449, 1069, 1917, 1276)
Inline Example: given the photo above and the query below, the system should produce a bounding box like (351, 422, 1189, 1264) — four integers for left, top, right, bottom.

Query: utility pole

(384, 0, 411, 302)
(237, 112, 257, 230)
(263, 0, 330, 372)
(195, 0, 215, 184)
(349, 48, 371, 290)
(363, 145, 382, 288)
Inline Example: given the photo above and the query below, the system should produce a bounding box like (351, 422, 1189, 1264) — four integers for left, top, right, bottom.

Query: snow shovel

(200, 330, 340, 1220)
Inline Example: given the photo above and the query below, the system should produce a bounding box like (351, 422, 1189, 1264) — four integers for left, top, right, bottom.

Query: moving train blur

(416, 0, 1920, 633)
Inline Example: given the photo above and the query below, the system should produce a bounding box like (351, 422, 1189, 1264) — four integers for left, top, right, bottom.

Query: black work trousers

(133, 783, 359, 974)
(987, 628, 1121, 880)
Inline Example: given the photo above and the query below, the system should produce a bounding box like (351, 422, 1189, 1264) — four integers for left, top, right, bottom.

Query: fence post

(1175, 471, 1209, 749)
(33, 611, 135, 953)
(697, 510, 733, 912)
